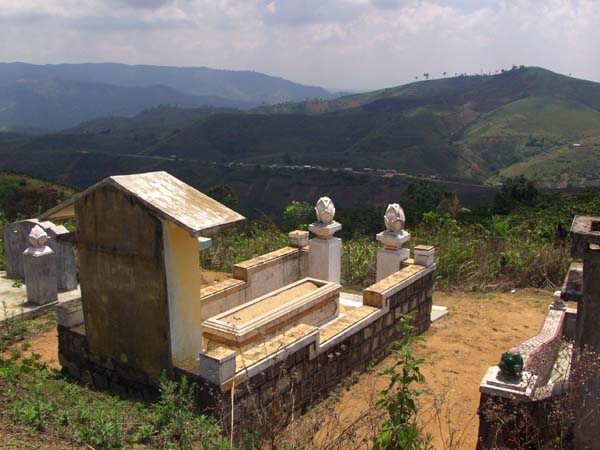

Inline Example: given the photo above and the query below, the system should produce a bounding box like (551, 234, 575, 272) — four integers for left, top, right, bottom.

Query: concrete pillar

(288, 230, 309, 248)
(570, 216, 600, 450)
(414, 245, 435, 268)
(376, 231, 410, 281)
(575, 246, 600, 350)
(309, 236, 342, 283)
(308, 197, 342, 284)
(23, 225, 58, 305)
(375, 203, 410, 282)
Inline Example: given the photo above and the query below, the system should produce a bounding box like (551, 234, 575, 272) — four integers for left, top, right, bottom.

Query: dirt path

(304, 288, 552, 449)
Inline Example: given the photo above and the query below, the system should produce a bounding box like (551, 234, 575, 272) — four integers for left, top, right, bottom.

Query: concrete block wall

(200, 246, 309, 320)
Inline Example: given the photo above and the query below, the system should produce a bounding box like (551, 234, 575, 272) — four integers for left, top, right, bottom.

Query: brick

(92, 372, 109, 390)
(385, 313, 394, 327)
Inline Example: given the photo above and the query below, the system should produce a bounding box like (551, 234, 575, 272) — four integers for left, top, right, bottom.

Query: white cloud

(0, 0, 598, 90)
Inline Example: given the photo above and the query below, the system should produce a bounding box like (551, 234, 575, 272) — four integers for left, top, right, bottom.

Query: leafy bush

(282, 200, 313, 231)
(342, 237, 378, 288)
(201, 221, 288, 273)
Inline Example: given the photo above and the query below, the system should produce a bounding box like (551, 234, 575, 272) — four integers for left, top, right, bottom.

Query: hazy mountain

(0, 62, 337, 131)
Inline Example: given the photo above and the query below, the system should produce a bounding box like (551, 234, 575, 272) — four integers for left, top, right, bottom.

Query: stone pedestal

(308, 221, 342, 283)
(376, 247, 410, 281)
(309, 237, 342, 283)
(288, 230, 309, 248)
(414, 245, 435, 267)
(375, 230, 411, 282)
(23, 246, 58, 305)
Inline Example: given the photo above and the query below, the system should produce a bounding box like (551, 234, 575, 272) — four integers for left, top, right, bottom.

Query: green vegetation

(201, 221, 289, 273)
(0, 172, 77, 222)
(374, 316, 432, 450)
(206, 183, 239, 209)
(0, 310, 230, 449)
(199, 182, 600, 291)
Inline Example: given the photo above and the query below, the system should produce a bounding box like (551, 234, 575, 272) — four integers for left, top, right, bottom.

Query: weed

(374, 315, 433, 450)
(1, 300, 28, 351)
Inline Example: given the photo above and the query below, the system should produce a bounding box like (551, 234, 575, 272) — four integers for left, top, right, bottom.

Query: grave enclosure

(21, 171, 437, 432)
(477, 215, 600, 449)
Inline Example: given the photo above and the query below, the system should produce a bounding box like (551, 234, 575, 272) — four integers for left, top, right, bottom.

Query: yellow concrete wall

(163, 221, 202, 364)
(77, 185, 171, 377)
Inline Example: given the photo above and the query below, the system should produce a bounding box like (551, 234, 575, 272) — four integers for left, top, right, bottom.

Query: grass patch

(0, 346, 231, 449)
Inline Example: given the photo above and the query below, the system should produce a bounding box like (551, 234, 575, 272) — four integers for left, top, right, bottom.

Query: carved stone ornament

(384, 203, 405, 232)
(315, 197, 335, 225)
(28, 225, 48, 248)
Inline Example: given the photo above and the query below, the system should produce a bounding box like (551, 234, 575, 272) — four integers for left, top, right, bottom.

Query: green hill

(1, 66, 600, 196)
(0, 172, 78, 221)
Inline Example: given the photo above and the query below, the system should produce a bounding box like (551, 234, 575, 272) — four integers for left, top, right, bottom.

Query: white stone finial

(28, 225, 48, 248)
(384, 203, 405, 232)
(315, 197, 335, 225)
(23, 224, 53, 257)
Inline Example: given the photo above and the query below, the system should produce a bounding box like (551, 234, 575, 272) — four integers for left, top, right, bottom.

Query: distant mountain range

(0, 62, 338, 131)
(1, 66, 600, 199)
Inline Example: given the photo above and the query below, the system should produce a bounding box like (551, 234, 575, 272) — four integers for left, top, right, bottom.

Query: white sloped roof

(40, 171, 245, 236)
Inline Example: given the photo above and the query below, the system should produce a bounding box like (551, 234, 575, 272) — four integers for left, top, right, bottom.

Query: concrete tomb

(23, 225, 58, 305)
(46, 224, 78, 291)
(46, 172, 438, 429)
(41, 171, 245, 376)
(477, 214, 600, 450)
(3, 218, 78, 292)
(202, 277, 341, 348)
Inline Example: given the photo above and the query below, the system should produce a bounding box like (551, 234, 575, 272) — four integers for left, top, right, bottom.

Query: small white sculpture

(23, 224, 53, 256)
(384, 203, 405, 233)
(315, 197, 335, 225)
(28, 225, 48, 248)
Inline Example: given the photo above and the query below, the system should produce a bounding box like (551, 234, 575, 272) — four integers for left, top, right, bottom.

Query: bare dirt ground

(0, 288, 553, 449)
(298, 288, 553, 450)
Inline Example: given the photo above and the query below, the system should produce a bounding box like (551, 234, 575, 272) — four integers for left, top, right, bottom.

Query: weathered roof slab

(40, 171, 245, 236)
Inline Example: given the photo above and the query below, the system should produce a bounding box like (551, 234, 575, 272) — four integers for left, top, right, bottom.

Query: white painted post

(376, 203, 411, 281)
(22, 225, 58, 305)
(308, 197, 342, 283)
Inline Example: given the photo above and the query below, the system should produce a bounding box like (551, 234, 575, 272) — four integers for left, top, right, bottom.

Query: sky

(1, 0, 599, 91)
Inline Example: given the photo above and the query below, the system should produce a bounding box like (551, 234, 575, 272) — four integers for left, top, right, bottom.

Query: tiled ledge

(233, 247, 301, 280)
(200, 278, 246, 300)
(363, 262, 435, 308)
(480, 308, 566, 400)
